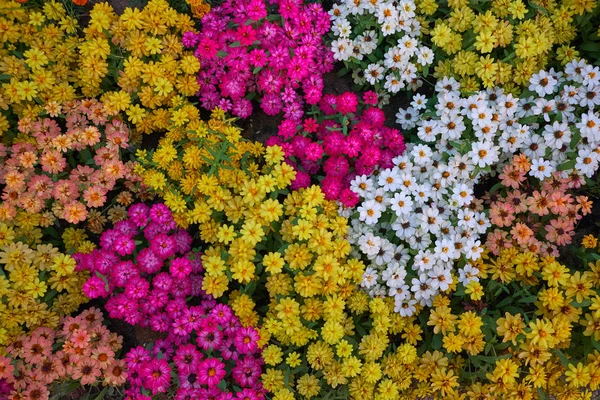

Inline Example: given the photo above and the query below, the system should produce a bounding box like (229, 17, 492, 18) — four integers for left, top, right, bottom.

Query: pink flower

(141, 359, 171, 394)
(150, 233, 177, 260)
(198, 358, 226, 387)
(363, 90, 378, 105)
(82, 276, 109, 299)
(336, 92, 358, 115)
(170, 257, 193, 279)
(234, 327, 260, 354)
(196, 37, 219, 59)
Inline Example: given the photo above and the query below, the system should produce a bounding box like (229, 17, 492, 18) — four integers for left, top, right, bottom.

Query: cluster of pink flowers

(183, 0, 333, 119)
(0, 99, 143, 225)
(123, 303, 265, 399)
(76, 203, 201, 339)
(266, 91, 406, 206)
(0, 308, 127, 400)
(77, 202, 266, 399)
(485, 155, 593, 256)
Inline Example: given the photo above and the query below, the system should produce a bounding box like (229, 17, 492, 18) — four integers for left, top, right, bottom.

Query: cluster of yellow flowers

(418, 0, 595, 92)
(0, 0, 200, 142)
(0, 0, 80, 134)
(81, 0, 200, 140)
(402, 244, 600, 398)
(137, 108, 297, 295)
(232, 286, 430, 399)
(0, 223, 91, 350)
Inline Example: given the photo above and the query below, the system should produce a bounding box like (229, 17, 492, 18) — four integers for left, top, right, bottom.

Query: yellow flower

(126, 104, 147, 124)
(489, 359, 519, 386)
(496, 312, 525, 345)
(286, 352, 301, 368)
(465, 281, 484, 300)
(430, 368, 459, 396)
(263, 344, 284, 366)
(296, 374, 320, 398)
(263, 252, 285, 274)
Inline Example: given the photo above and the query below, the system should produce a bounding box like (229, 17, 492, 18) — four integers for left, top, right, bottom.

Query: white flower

(356, 31, 378, 54)
(389, 284, 410, 301)
(412, 183, 432, 205)
(521, 134, 547, 160)
(435, 76, 460, 93)
(451, 183, 474, 207)
(384, 74, 405, 93)
(577, 86, 600, 109)
(416, 120, 440, 142)
(465, 239, 483, 260)
(390, 244, 410, 266)
(378, 168, 402, 191)
(350, 175, 374, 197)
(357, 199, 383, 225)
(398, 0, 416, 17)
(365, 63, 385, 84)
(416, 46, 433, 66)
(434, 238, 459, 262)
(469, 141, 499, 168)
(439, 113, 465, 140)
(419, 206, 441, 234)
(411, 144, 433, 165)
(542, 121, 571, 149)
(384, 47, 407, 69)
(376, 3, 399, 24)
(345, 0, 365, 13)
(582, 64, 600, 87)
(358, 233, 382, 257)
(328, 4, 349, 20)
(331, 38, 353, 61)
(458, 264, 480, 285)
(395, 298, 417, 316)
(411, 94, 428, 110)
(332, 18, 352, 37)
(529, 158, 554, 180)
(532, 98, 555, 122)
(564, 59, 587, 82)
(396, 107, 419, 129)
(398, 172, 417, 191)
(529, 70, 558, 96)
(383, 265, 407, 287)
(411, 274, 434, 300)
(428, 265, 452, 292)
(373, 240, 395, 265)
(361, 267, 379, 288)
(578, 111, 600, 142)
(392, 216, 416, 239)
(390, 192, 414, 216)
(575, 147, 599, 178)
(413, 250, 435, 272)
(381, 20, 398, 36)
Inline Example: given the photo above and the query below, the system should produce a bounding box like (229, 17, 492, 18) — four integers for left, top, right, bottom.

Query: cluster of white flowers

(341, 144, 490, 316)
(329, 0, 433, 96)
(396, 59, 600, 180)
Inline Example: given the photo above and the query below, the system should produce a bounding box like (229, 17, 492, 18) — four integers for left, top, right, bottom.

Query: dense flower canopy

(1, 0, 600, 398)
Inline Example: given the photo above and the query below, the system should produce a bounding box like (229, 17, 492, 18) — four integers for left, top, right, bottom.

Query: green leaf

(229, 41, 241, 48)
(431, 333, 442, 349)
(557, 159, 576, 172)
(554, 349, 570, 367)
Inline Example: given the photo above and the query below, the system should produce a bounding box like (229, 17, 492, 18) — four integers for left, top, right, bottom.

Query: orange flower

(72, 0, 88, 5)
(63, 201, 88, 224)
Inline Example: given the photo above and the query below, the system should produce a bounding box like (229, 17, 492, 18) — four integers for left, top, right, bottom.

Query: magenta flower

(141, 359, 171, 394)
(198, 358, 226, 387)
(234, 327, 260, 354)
(81, 275, 109, 299)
